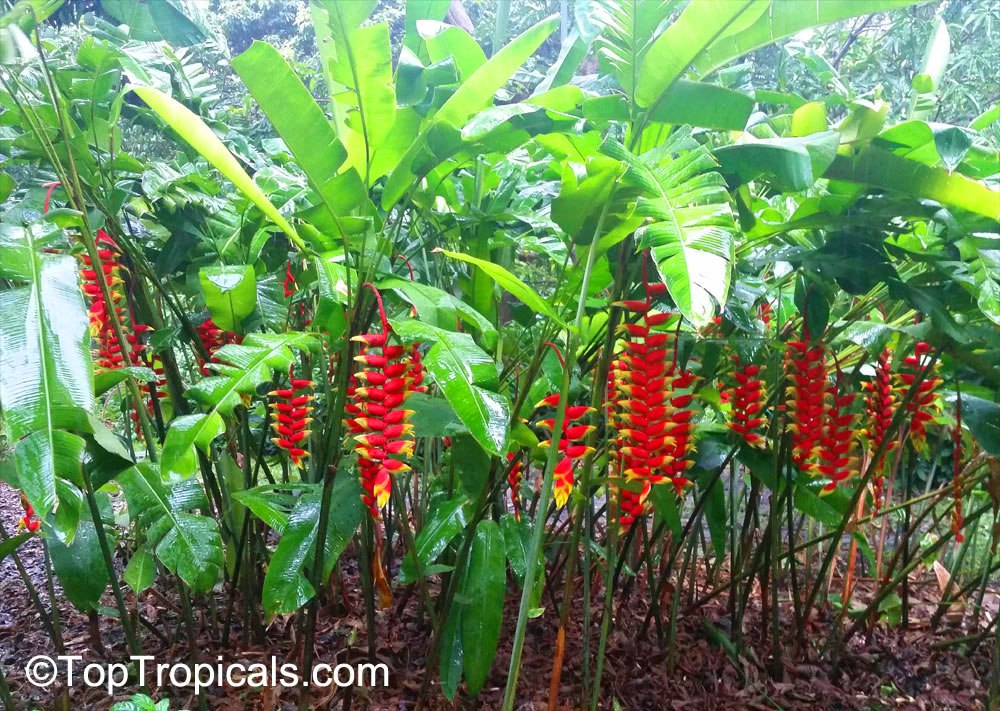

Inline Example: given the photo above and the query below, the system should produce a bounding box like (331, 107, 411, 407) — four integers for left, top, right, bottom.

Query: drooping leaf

(393, 321, 510, 456)
(199, 265, 257, 332)
(49, 518, 109, 612)
(123, 547, 156, 593)
(714, 131, 840, 191)
(461, 519, 505, 695)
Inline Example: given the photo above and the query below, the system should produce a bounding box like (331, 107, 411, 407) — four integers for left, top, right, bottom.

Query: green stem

(502, 193, 614, 711)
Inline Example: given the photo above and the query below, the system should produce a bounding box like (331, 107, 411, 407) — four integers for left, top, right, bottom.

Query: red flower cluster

(785, 333, 827, 472)
(79, 229, 125, 342)
(268, 366, 314, 468)
(896, 342, 941, 452)
(197, 317, 240, 376)
(507, 452, 524, 521)
(816, 384, 859, 494)
(345, 287, 416, 520)
(536, 394, 595, 509)
(862, 348, 897, 511)
(727, 356, 767, 448)
(18, 495, 39, 533)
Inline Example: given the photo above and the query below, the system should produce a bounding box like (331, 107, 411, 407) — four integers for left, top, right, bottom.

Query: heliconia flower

(346, 286, 417, 520)
(862, 348, 897, 512)
(816, 385, 859, 495)
(79, 229, 125, 339)
(507, 452, 524, 521)
(282, 259, 297, 299)
(197, 317, 240, 376)
(784, 333, 828, 473)
(18, 495, 40, 533)
(895, 342, 941, 452)
(759, 300, 773, 328)
(268, 366, 314, 468)
(535, 393, 595, 509)
(727, 356, 767, 448)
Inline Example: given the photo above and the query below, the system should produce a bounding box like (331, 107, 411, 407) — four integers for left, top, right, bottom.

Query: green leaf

(49, 519, 108, 612)
(119, 462, 222, 593)
(123, 547, 156, 593)
(382, 15, 558, 208)
(636, 0, 759, 110)
(949, 394, 1000, 456)
(461, 519, 505, 695)
(691, 0, 930, 79)
(825, 146, 1000, 221)
(103, 0, 208, 45)
(160, 413, 225, 481)
(393, 321, 510, 456)
(262, 475, 362, 615)
(400, 495, 468, 583)
(379, 276, 498, 348)
(0, 171, 13, 202)
(130, 85, 306, 251)
(604, 132, 738, 325)
(232, 486, 295, 533)
(199, 265, 257, 332)
(439, 586, 465, 700)
(435, 249, 568, 328)
(714, 131, 840, 191)
(0, 251, 94, 442)
(14, 430, 85, 521)
(909, 16, 950, 121)
(0, 532, 31, 562)
(407, 392, 468, 438)
(421, 20, 486, 79)
(232, 42, 351, 220)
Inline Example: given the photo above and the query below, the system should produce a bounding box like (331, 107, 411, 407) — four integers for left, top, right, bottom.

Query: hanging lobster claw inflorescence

(862, 348, 897, 512)
(896, 341, 942, 453)
(785, 329, 828, 473)
(269, 366, 315, 468)
(727, 355, 768, 448)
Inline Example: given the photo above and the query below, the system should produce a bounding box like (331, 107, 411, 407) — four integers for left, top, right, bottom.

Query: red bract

(345, 286, 416, 520)
(507, 452, 524, 522)
(268, 366, 314, 468)
(727, 356, 767, 448)
(79, 229, 125, 340)
(536, 393, 595, 509)
(282, 259, 297, 299)
(896, 341, 941, 452)
(18, 495, 40, 533)
(197, 317, 240, 376)
(862, 348, 897, 512)
(784, 334, 827, 473)
(816, 385, 859, 495)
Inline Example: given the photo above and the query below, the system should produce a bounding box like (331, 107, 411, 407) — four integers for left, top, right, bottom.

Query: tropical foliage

(0, 0, 999, 707)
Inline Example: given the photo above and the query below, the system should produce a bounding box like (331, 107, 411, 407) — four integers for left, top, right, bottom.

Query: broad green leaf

(604, 132, 738, 325)
(825, 146, 1000, 221)
(119, 462, 222, 593)
(461, 519, 505, 695)
(15, 430, 84, 521)
(382, 15, 558, 208)
(262, 475, 362, 615)
(947, 393, 1000, 456)
(379, 276, 498, 348)
(160, 413, 225, 481)
(593, 0, 675, 103)
(399, 494, 468, 583)
(636, 0, 758, 110)
(909, 16, 950, 121)
(691, 0, 931, 79)
(0, 251, 93, 441)
(130, 85, 306, 251)
(123, 547, 156, 593)
(714, 131, 839, 191)
(406, 392, 468, 438)
(435, 249, 568, 328)
(232, 486, 295, 533)
(49, 519, 108, 612)
(232, 42, 351, 221)
(420, 20, 486, 79)
(404, 1, 451, 51)
(199, 265, 257, 332)
(0, 532, 30, 562)
(393, 320, 510, 456)
(103, 0, 208, 45)
(439, 583, 465, 700)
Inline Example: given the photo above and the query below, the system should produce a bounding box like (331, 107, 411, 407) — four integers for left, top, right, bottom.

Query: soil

(0, 481, 994, 710)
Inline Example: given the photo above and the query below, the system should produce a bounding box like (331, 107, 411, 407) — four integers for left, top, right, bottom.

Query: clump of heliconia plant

(785, 330, 827, 472)
(896, 341, 941, 452)
(268, 366, 314, 468)
(862, 348, 897, 512)
(816, 378, 859, 494)
(344, 284, 416, 520)
(507, 452, 524, 521)
(535, 394, 595, 509)
(727, 355, 767, 448)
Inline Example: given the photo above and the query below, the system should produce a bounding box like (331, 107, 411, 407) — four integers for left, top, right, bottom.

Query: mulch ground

(0, 481, 993, 710)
